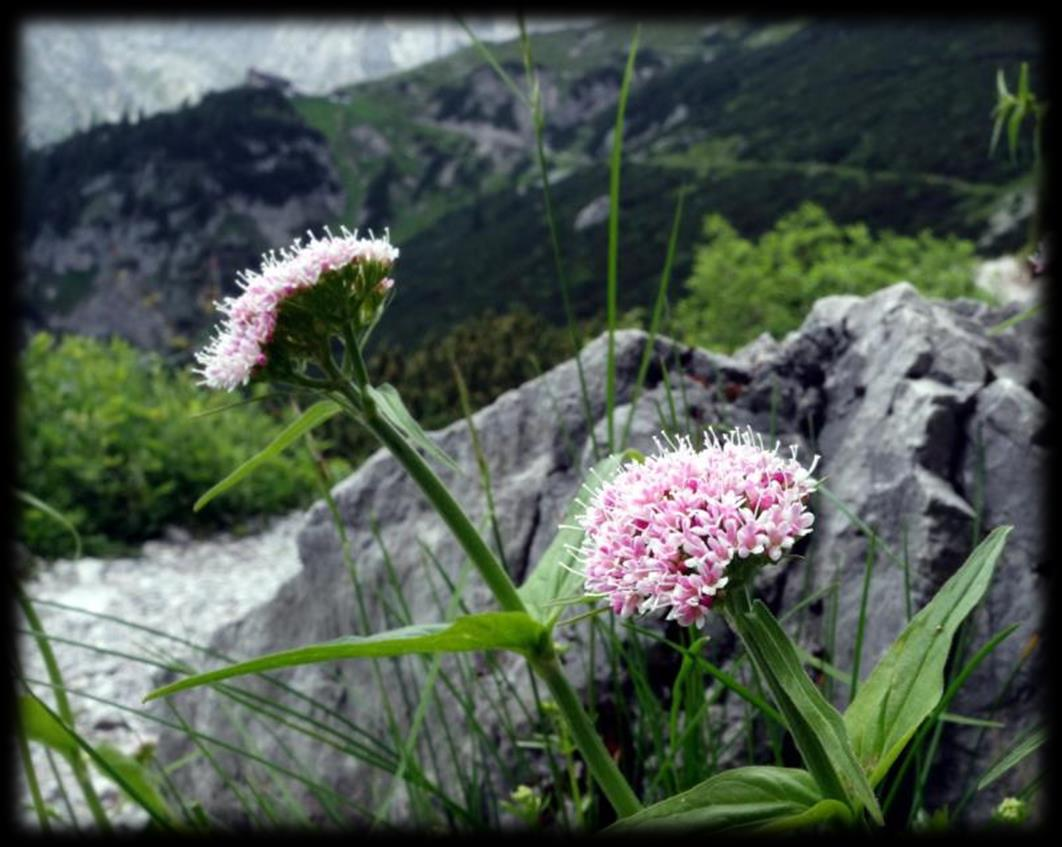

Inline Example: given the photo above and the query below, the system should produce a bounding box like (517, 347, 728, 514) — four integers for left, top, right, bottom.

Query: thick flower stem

(346, 381, 642, 818)
(358, 395, 528, 614)
(530, 652, 643, 819)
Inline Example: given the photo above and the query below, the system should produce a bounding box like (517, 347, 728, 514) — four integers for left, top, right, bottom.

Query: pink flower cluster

(580, 429, 819, 629)
(194, 227, 398, 390)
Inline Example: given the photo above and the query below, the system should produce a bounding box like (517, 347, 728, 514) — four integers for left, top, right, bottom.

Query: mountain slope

(19, 18, 574, 148)
(18, 17, 1042, 356)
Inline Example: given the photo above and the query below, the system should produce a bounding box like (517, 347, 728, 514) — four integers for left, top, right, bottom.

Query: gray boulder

(153, 283, 1046, 828)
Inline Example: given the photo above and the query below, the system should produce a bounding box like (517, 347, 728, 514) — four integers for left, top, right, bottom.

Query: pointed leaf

(17, 490, 83, 559)
(518, 450, 643, 624)
(93, 743, 176, 825)
(22, 690, 176, 829)
(844, 526, 1011, 788)
(989, 110, 1006, 157)
(734, 600, 883, 824)
(369, 383, 461, 473)
(996, 68, 1010, 99)
(145, 611, 546, 702)
(194, 400, 342, 511)
(19, 695, 79, 761)
(977, 724, 1045, 791)
(605, 766, 843, 832)
(1006, 101, 1027, 160)
(1017, 62, 1030, 100)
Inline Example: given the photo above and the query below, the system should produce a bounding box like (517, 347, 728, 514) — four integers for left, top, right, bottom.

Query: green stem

(354, 389, 526, 615)
(530, 652, 642, 819)
(338, 372, 643, 818)
(344, 330, 372, 389)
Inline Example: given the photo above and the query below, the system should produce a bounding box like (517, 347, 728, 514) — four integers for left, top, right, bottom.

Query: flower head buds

(195, 227, 398, 390)
(579, 429, 819, 629)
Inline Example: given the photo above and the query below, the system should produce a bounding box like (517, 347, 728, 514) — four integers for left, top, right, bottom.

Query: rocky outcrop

(20, 87, 345, 352)
(152, 283, 1047, 827)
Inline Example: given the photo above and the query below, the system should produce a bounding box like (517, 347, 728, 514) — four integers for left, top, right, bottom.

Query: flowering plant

(581, 430, 818, 628)
(145, 228, 1013, 833)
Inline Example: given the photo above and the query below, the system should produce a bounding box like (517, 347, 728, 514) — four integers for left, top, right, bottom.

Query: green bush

(672, 202, 984, 353)
(17, 332, 321, 559)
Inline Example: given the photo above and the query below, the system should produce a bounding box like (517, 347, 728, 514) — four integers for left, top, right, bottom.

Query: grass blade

(605, 25, 640, 453)
(620, 185, 688, 451)
(977, 725, 1046, 791)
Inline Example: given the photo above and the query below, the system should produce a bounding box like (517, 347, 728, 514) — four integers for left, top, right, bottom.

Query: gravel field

(15, 510, 307, 830)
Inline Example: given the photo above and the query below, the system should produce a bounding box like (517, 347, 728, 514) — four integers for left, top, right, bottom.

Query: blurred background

(15, 15, 1045, 560)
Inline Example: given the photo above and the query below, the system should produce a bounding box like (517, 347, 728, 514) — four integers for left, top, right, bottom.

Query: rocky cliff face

(20, 88, 344, 351)
(152, 283, 1046, 827)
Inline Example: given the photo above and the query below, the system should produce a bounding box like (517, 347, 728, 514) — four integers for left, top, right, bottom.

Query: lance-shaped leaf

(368, 383, 461, 474)
(93, 743, 176, 826)
(731, 600, 883, 824)
(518, 450, 643, 624)
(977, 724, 1045, 791)
(19, 694, 80, 761)
(844, 525, 1011, 788)
(605, 766, 851, 833)
(194, 400, 342, 511)
(22, 690, 177, 829)
(145, 611, 546, 702)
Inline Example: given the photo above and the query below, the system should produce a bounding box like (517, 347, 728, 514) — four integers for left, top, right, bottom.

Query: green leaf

(844, 526, 1011, 788)
(733, 600, 883, 824)
(605, 766, 846, 832)
(21, 689, 176, 829)
(518, 450, 643, 624)
(16, 489, 82, 559)
(1017, 62, 1030, 100)
(145, 611, 546, 702)
(940, 712, 1004, 729)
(19, 694, 79, 761)
(1007, 101, 1027, 159)
(93, 743, 176, 826)
(194, 400, 341, 511)
(977, 725, 1045, 791)
(369, 383, 461, 474)
(996, 68, 1010, 99)
(762, 798, 854, 832)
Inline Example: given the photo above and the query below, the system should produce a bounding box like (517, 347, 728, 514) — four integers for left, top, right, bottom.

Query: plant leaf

(1017, 61, 1030, 100)
(996, 68, 1010, 99)
(989, 111, 1006, 157)
(761, 798, 854, 832)
(369, 383, 461, 473)
(16, 489, 82, 559)
(844, 525, 1011, 788)
(93, 743, 176, 826)
(977, 724, 1045, 791)
(145, 611, 546, 702)
(19, 694, 79, 761)
(22, 689, 176, 829)
(194, 400, 342, 511)
(605, 766, 844, 832)
(518, 450, 643, 624)
(733, 600, 883, 824)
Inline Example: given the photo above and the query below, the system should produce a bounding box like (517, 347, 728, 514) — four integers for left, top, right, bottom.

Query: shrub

(17, 332, 321, 559)
(672, 202, 984, 352)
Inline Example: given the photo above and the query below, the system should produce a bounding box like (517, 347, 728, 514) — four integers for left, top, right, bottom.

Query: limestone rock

(152, 283, 1046, 827)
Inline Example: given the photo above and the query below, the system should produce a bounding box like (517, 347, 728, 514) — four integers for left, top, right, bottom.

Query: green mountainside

(19, 18, 1041, 355)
